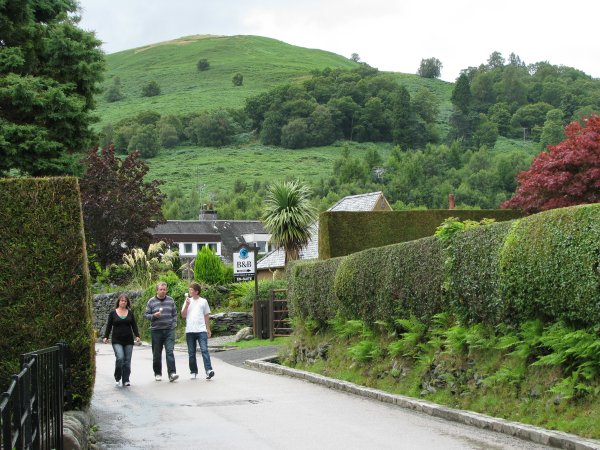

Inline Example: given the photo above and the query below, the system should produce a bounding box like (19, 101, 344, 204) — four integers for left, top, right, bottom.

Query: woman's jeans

(186, 332, 213, 374)
(151, 328, 176, 376)
(111, 343, 133, 382)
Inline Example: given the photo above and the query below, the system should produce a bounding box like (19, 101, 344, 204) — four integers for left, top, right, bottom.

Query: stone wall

(92, 292, 253, 337)
(92, 291, 143, 337)
(210, 312, 253, 335)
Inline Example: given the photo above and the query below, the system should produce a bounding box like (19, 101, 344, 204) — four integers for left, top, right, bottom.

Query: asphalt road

(90, 344, 554, 450)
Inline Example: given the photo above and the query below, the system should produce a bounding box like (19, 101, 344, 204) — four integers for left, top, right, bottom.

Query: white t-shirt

(182, 296, 211, 333)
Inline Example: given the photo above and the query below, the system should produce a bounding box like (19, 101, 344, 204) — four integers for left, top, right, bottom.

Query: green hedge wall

(0, 177, 94, 409)
(288, 258, 343, 325)
(290, 204, 600, 330)
(319, 209, 523, 259)
(499, 204, 600, 326)
(445, 221, 515, 325)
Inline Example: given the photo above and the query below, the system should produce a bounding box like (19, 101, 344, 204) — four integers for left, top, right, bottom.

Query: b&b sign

(233, 245, 256, 282)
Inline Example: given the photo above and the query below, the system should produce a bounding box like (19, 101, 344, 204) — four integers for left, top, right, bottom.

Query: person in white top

(181, 282, 215, 380)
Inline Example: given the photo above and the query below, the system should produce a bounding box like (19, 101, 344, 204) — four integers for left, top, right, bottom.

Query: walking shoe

(154, 374, 162, 381)
(115, 380, 121, 387)
(169, 373, 179, 382)
(124, 381, 131, 387)
(206, 370, 215, 380)
(190, 373, 197, 380)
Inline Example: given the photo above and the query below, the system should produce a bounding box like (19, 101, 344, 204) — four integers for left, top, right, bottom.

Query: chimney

(448, 193, 455, 210)
(199, 209, 218, 220)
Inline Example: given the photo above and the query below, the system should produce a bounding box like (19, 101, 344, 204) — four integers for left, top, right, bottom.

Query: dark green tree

(141, 80, 161, 97)
(232, 73, 243, 86)
(539, 109, 565, 149)
(191, 110, 237, 147)
(417, 57, 443, 79)
(127, 125, 160, 158)
(197, 59, 210, 71)
(451, 73, 472, 114)
(105, 76, 124, 102)
(0, 0, 105, 176)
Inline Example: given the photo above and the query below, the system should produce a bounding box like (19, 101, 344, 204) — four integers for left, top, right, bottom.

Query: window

(198, 242, 220, 255)
(256, 241, 269, 253)
(183, 243, 193, 254)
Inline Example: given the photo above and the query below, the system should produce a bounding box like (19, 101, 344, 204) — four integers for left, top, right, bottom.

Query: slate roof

(257, 192, 388, 270)
(149, 220, 266, 263)
(328, 191, 390, 211)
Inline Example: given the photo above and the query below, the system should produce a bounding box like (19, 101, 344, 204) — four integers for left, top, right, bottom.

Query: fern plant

(348, 339, 381, 363)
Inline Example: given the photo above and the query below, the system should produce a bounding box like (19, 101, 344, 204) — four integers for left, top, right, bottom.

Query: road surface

(90, 343, 553, 449)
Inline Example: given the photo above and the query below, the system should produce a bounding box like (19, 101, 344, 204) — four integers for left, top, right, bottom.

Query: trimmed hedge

(445, 220, 515, 325)
(288, 258, 342, 325)
(499, 204, 600, 326)
(319, 209, 523, 259)
(290, 204, 600, 330)
(0, 177, 94, 409)
(382, 236, 446, 323)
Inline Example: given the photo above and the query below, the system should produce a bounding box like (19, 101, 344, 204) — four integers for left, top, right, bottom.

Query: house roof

(150, 220, 266, 263)
(328, 191, 390, 211)
(257, 191, 388, 270)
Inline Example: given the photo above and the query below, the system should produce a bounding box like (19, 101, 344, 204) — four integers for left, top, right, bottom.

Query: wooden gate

(269, 289, 291, 339)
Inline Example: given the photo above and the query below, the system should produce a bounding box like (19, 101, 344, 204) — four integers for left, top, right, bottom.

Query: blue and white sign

(233, 245, 256, 282)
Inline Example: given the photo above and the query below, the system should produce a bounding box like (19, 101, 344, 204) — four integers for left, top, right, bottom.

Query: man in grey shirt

(144, 282, 179, 382)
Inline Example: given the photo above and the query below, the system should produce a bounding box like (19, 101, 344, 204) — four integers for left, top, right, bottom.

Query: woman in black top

(103, 294, 141, 387)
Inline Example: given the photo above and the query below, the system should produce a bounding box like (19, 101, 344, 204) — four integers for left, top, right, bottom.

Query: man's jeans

(111, 343, 133, 383)
(186, 332, 213, 375)
(151, 328, 176, 376)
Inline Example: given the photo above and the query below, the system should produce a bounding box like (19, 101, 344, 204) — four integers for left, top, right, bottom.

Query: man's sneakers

(169, 373, 179, 382)
(123, 381, 131, 387)
(190, 373, 197, 380)
(115, 380, 121, 387)
(206, 370, 215, 380)
(154, 374, 162, 381)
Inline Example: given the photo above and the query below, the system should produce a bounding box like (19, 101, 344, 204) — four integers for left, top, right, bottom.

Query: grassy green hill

(96, 34, 535, 207)
(95, 34, 460, 198)
(96, 35, 361, 128)
(147, 141, 396, 198)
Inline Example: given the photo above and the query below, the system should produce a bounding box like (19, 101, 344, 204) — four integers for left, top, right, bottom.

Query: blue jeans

(111, 343, 133, 383)
(151, 328, 176, 376)
(186, 332, 213, 374)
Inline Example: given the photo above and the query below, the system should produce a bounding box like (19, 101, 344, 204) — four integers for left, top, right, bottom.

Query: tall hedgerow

(0, 177, 94, 409)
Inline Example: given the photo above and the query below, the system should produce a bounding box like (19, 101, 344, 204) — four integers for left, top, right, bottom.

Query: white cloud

(77, 0, 600, 82)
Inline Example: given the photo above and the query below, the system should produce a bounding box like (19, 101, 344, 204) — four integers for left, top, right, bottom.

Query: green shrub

(499, 204, 600, 326)
(0, 177, 94, 409)
(444, 220, 514, 325)
(288, 258, 342, 325)
(194, 245, 224, 284)
(380, 237, 446, 323)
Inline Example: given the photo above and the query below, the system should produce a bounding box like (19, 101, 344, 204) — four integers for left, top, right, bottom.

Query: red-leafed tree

(502, 115, 600, 213)
(80, 146, 165, 266)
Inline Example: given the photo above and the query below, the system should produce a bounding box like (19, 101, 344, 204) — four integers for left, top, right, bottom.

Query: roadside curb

(245, 355, 600, 450)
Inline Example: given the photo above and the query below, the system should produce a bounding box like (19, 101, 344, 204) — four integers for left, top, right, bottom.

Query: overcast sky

(76, 0, 600, 82)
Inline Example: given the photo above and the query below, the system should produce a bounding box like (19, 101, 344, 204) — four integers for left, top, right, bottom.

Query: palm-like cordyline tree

(262, 180, 317, 264)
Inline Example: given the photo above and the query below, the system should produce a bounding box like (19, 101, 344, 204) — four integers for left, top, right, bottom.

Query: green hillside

(96, 35, 362, 127)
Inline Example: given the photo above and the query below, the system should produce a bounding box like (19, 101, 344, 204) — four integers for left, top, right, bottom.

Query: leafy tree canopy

(503, 115, 600, 213)
(417, 57, 443, 79)
(80, 146, 165, 266)
(0, 0, 105, 176)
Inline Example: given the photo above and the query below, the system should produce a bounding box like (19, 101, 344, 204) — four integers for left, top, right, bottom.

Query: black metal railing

(0, 343, 67, 450)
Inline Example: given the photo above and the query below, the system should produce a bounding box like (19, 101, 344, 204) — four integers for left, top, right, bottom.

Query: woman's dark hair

(115, 294, 131, 309)
(189, 282, 202, 294)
